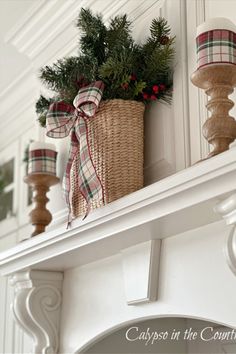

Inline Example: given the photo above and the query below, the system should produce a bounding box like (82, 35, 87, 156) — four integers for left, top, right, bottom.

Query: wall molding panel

(5, 0, 159, 60)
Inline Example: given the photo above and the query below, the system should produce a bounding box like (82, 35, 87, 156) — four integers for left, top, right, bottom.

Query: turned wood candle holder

(191, 64, 236, 159)
(24, 174, 60, 237)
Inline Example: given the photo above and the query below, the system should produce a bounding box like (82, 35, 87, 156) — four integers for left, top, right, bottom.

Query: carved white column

(215, 194, 236, 275)
(9, 270, 63, 354)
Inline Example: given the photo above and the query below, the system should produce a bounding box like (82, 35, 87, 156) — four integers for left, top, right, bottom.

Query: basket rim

(100, 98, 145, 107)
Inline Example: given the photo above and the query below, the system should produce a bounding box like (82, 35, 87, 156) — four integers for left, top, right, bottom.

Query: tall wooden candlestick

(191, 64, 236, 159)
(24, 174, 60, 237)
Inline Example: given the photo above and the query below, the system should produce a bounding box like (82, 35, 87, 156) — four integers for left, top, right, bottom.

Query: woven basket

(71, 99, 145, 217)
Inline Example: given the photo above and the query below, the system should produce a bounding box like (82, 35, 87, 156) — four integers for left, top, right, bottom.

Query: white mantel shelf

(1, 148, 236, 276)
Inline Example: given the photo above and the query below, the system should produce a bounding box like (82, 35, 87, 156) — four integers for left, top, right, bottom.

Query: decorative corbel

(121, 240, 161, 305)
(9, 270, 63, 354)
(215, 194, 236, 275)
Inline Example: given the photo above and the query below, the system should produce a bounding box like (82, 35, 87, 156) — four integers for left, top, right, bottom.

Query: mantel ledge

(1, 148, 236, 276)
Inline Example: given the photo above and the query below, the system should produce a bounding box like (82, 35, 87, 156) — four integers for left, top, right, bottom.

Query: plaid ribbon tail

(75, 117, 104, 217)
(66, 214, 73, 229)
(63, 129, 80, 224)
(82, 202, 91, 221)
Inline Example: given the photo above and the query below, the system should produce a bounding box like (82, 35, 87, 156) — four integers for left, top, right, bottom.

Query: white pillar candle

(197, 17, 236, 37)
(196, 17, 236, 69)
(28, 141, 58, 176)
(29, 142, 57, 151)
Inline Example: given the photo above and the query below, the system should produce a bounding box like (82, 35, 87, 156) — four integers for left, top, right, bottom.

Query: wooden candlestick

(24, 174, 60, 237)
(191, 64, 236, 159)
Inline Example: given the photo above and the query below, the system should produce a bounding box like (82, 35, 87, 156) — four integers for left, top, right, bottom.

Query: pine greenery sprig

(36, 8, 175, 127)
(36, 95, 53, 114)
(150, 17, 171, 40)
(36, 95, 55, 127)
(106, 15, 133, 53)
(77, 8, 107, 65)
(39, 56, 98, 101)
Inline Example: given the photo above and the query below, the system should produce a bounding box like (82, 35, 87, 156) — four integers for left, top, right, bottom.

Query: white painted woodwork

(1, 147, 236, 275)
(215, 195, 236, 277)
(121, 240, 161, 304)
(215, 195, 236, 226)
(0, 147, 236, 352)
(10, 270, 63, 354)
(60, 220, 235, 353)
(1, 0, 236, 353)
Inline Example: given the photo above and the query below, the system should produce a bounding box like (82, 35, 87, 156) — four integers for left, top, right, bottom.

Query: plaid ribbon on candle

(196, 29, 236, 68)
(28, 149, 57, 175)
(46, 81, 105, 222)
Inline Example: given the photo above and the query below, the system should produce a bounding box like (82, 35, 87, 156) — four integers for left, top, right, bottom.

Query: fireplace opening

(82, 317, 236, 354)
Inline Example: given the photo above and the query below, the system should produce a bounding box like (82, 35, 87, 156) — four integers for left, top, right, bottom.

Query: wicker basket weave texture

(71, 99, 145, 217)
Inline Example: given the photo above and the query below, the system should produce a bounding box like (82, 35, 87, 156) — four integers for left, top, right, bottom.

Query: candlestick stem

(191, 64, 236, 159)
(24, 174, 60, 237)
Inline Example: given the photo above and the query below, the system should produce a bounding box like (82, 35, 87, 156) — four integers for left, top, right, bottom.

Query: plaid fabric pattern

(46, 81, 104, 221)
(196, 29, 236, 68)
(28, 149, 57, 175)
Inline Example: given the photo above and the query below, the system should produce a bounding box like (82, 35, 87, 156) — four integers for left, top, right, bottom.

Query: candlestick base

(24, 174, 60, 237)
(191, 64, 236, 159)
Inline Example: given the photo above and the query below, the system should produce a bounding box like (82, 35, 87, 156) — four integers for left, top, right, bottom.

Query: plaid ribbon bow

(46, 81, 105, 222)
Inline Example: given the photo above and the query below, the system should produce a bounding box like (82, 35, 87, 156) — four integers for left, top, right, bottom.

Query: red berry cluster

(76, 76, 89, 89)
(120, 74, 167, 102)
(121, 74, 137, 90)
(142, 83, 166, 101)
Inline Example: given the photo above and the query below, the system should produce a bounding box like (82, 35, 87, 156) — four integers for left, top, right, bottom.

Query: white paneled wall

(0, 0, 236, 353)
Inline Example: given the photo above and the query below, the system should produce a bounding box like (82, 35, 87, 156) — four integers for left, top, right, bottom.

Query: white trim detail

(10, 270, 63, 354)
(1, 147, 236, 276)
(5, 0, 159, 59)
(214, 194, 236, 226)
(224, 226, 236, 276)
(121, 240, 161, 305)
(215, 196, 236, 276)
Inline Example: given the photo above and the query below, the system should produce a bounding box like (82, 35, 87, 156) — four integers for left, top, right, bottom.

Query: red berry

(150, 95, 157, 100)
(152, 85, 159, 93)
(159, 84, 166, 91)
(142, 93, 149, 100)
(130, 74, 137, 81)
(121, 82, 129, 90)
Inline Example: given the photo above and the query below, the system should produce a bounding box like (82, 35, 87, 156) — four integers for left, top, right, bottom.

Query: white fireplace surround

(1, 148, 236, 352)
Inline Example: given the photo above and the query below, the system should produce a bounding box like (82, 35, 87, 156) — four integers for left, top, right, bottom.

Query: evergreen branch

(150, 17, 171, 40)
(36, 95, 54, 114)
(77, 8, 107, 64)
(99, 44, 140, 81)
(38, 115, 47, 128)
(35, 95, 55, 128)
(39, 56, 98, 102)
(106, 15, 133, 53)
(142, 38, 175, 82)
(133, 81, 147, 97)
